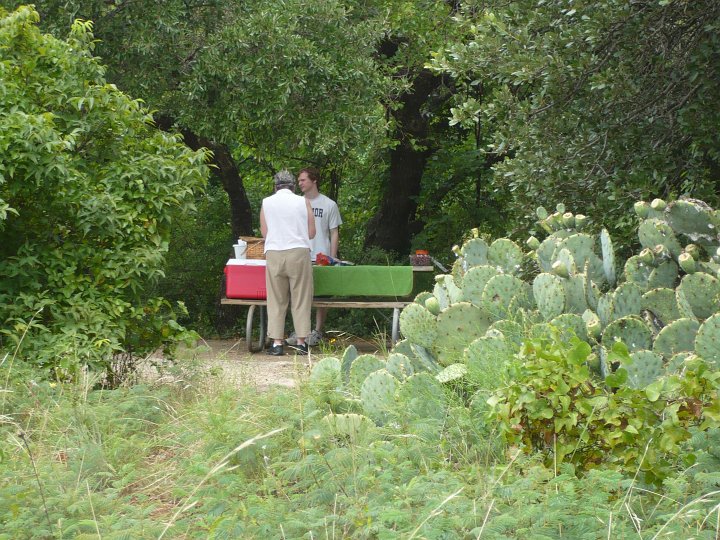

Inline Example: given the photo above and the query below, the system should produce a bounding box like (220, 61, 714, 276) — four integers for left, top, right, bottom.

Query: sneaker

(289, 342, 309, 355)
(266, 343, 284, 356)
(285, 332, 298, 346)
(307, 329, 323, 346)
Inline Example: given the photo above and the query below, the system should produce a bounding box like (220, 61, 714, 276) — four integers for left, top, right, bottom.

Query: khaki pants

(266, 248, 313, 340)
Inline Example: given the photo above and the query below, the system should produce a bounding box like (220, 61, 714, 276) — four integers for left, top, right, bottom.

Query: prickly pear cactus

(360, 370, 397, 424)
(387, 195, 720, 407)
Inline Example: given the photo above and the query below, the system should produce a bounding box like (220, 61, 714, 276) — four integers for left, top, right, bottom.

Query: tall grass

(1, 350, 719, 539)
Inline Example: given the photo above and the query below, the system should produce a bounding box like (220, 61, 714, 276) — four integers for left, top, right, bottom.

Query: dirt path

(149, 337, 386, 390)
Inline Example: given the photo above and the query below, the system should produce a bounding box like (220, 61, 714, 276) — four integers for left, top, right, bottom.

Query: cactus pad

(623, 350, 664, 389)
(533, 272, 566, 320)
(487, 319, 524, 350)
(349, 354, 385, 392)
(564, 274, 589, 314)
(678, 272, 720, 319)
(694, 313, 720, 368)
(360, 370, 397, 424)
(550, 313, 589, 342)
(386, 352, 415, 380)
(461, 237, 489, 267)
(435, 363, 468, 383)
(639, 218, 682, 257)
(410, 343, 442, 374)
(647, 260, 679, 289)
(310, 357, 341, 385)
(641, 288, 681, 326)
(321, 413, 373, 444)
(666, 199, 719, 240)
(612, 282, 642, 318)
(464, 335, 514, 389)
(434, 302, 493, 361)
(653, 318, 700, 359)
(600, 228, 616, 285)
(341, 345, 359, 383)
(461, 265, 499, 307)
(396, 372, 447, 421)
(624, 255, 653, 289)
(399, 303, 437, 349)
(481, 274, 533, 319)
(601, 316, 653, 352)
(488, 238, 524, 274)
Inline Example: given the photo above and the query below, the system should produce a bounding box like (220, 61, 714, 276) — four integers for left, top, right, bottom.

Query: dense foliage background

(2, 3, 720, 537)
(4, 0, 718, 339)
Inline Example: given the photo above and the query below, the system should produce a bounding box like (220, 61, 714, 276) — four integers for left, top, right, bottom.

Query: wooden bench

(220, 297, 412, 352)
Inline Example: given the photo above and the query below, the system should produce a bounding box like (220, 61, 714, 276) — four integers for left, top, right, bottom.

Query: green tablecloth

(312, 265, 414, 297)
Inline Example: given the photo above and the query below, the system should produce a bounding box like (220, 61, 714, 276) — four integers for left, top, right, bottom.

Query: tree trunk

(365, 69, 442, 255)
(180, 132, 254, 239)
(155, 115, 254, 238)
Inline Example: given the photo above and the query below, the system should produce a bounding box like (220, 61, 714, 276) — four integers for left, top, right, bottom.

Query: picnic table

(221, 265, 433, 352)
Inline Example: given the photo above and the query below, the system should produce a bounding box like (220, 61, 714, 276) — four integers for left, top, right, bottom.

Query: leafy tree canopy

(431, 0, 720, 240)
(0, 5, 209, 375)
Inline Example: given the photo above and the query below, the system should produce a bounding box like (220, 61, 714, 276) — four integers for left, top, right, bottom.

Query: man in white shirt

(260, 170, 316, 356)
(287, 167, 342, 347)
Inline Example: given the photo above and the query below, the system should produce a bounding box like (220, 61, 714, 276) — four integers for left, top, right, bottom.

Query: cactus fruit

(634, 201, 650, 218)
(360, 370, 397, 424)
(575, 214, 588, 229)
(424, 296, 441, 316)
(414, 291, 433, 306)
(526, 236, 541, 250)
(650, 198, 667, 211)
(552, 260, 570, 278)
(562, 212, 575, 228)
(678, 253, 696, 274)
(583, 309, 602, 339)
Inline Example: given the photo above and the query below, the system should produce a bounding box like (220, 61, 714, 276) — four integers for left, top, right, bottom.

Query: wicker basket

(239, 236, 265, 259)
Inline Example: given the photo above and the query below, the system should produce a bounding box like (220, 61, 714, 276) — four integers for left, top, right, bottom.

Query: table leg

(246, 304, 267, 353)
(391, 307, 400, 346)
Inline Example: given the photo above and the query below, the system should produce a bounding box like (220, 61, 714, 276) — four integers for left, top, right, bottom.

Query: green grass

(1, 355, 720, 539)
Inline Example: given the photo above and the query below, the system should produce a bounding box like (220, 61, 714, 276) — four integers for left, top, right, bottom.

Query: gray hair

(273, 169, 296, 188)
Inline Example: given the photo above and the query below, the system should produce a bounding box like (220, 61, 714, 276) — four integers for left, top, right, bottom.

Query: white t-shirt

(262, 189, 311, 252)
(307, 193, 342, 261)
